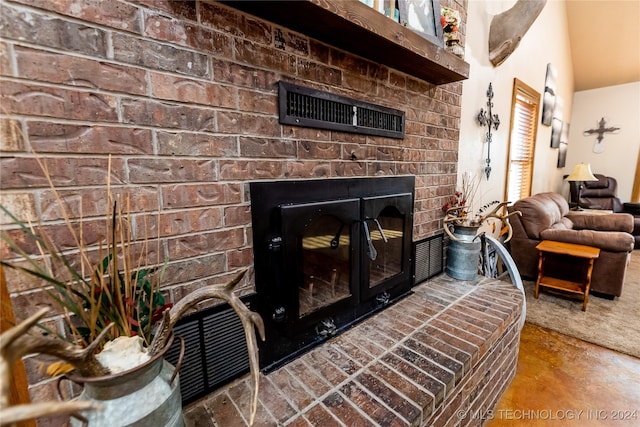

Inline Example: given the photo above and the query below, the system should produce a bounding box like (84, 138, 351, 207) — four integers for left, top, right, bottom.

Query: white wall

(457, 0, 575, 209)
(564, 82, 640, 202)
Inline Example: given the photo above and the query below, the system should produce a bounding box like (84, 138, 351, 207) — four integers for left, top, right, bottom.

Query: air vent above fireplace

(278, 81, 405, 139)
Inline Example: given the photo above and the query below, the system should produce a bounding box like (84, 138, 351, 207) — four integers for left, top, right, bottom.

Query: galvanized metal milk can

(445, 224, 481, 280)
(60, 334, 185, 427)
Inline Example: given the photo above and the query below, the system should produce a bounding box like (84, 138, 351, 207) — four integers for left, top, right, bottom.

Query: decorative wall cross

(583, 117, 620, 153)
(477, 83, 500, 179)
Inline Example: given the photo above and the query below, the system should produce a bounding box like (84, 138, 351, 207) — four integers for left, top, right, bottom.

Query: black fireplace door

(360, 192, 413, 302)
(280, 198, 361, 327)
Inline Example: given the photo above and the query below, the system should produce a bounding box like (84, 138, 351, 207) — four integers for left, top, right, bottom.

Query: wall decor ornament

(477, 83, 500, 179)
(584, 117, 621, 154)
(440, 6, 464, 58)
(488, 0, 547, 66)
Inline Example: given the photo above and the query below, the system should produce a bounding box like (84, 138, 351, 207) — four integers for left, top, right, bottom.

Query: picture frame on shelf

(398, 0, 444, 47)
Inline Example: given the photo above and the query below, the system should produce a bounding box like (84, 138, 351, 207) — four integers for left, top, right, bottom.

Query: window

(505, 79, 540, 202)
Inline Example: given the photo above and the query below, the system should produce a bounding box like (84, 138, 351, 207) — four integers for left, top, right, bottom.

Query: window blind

(505, 79, 540, 202)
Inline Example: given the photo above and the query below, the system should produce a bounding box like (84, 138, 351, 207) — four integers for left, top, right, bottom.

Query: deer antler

(1, 308, 103, 427)
(12, 328, 112, 379)
(149, 270, 265, 426)
(443, 218, 468, 242)
(443, 202, 522, 243)
(479, 202, 522, 243)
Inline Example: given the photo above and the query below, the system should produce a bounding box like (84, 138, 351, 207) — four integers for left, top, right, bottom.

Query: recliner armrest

(566, 212, 633, 233)
(540, 228, 634, 252)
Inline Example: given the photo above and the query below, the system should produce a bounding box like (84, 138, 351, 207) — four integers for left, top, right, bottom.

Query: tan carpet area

(522, 250, 640, 359)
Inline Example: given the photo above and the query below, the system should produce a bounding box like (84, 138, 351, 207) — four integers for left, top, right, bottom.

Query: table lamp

(566, 163, 597, 210)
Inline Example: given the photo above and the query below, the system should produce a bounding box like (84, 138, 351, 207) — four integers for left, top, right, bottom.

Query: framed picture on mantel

(398, 0, 444, 46)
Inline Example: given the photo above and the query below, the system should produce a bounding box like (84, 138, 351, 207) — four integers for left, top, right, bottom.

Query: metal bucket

(445, 225, 481, 280)
(60, 334, 185, 427)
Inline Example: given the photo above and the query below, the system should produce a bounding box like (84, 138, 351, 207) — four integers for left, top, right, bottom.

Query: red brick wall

(0, 0, 465, 411)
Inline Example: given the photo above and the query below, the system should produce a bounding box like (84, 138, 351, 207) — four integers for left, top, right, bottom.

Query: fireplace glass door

(361, 193, 412, 300)
(366, 210, 404, 287)
(300, 213, 351, 317)
(281, 198, 360, 320)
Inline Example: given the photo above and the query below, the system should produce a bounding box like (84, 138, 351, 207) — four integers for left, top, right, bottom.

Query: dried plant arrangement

(1, 152, 265, 425)
(5, 204, 167, 347)
(441, 172, 522, 242)
(0, 155, 170, 372)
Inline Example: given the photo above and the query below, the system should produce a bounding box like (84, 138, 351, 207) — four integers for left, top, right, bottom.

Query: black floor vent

(413, 233, 444, 285)
(165, 295, 254, 405)
(278, 81, 405, 139)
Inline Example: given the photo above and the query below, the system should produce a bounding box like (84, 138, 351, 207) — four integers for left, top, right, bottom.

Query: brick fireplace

(0, 1, 523, 426)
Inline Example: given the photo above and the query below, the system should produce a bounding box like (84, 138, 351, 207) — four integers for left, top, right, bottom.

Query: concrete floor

(486, 323, 640, 427)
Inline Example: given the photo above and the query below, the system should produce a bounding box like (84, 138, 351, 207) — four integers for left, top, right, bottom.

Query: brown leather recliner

(569, 174, 623, 211)
(508, 192, 634, 298)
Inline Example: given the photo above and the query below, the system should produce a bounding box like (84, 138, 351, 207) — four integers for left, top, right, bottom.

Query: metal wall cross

(477, 83, 500, 179)
(583, 117, 620, 153)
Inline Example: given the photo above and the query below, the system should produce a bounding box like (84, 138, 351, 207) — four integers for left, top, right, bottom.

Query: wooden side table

(535, 240, 600, 311)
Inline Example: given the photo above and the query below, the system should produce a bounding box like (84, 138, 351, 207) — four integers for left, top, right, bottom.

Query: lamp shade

(566, 163, 597, 182)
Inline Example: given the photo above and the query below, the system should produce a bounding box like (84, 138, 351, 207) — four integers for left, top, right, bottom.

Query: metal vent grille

(166, 321, 205, 402)
(413, 233, 444, 284)
(278, 81, 405, 139)
(203, 309, 249, 385)
(165, 296, 253, 405)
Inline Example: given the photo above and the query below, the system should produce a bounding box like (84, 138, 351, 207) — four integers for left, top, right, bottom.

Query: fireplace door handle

(330, 224, 344, 249)
(363, 221, 377, 261)
(373, 219, 388, 243)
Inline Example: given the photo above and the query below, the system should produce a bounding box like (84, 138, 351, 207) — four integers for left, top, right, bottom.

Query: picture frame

(541, 91, 555, 126)
(553, 96, 564, 121)
(541, 63, 557, 126)
(398, 0, 444, 47)
(560, 122, 570, 145)
(550, 118, 562, 148)
(557, 141, 568, 168)
(544, 62, 557, 94)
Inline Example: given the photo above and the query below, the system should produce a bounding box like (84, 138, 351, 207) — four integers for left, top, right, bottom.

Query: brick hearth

(183, 275, 524, 427)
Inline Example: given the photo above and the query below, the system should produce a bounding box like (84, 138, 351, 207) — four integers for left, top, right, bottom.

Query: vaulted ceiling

(565, 0, 640, 91)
